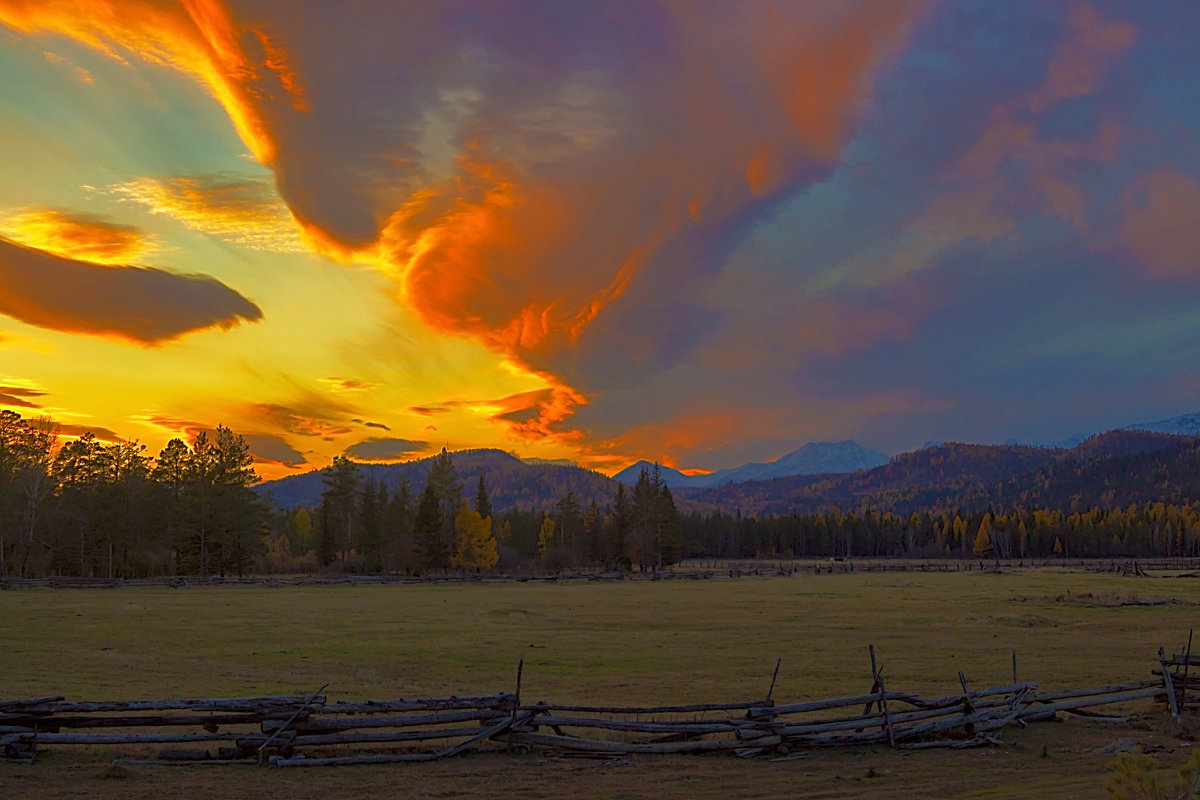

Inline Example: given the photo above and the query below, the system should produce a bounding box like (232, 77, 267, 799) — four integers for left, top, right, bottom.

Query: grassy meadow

(2, 567, 1199, 798)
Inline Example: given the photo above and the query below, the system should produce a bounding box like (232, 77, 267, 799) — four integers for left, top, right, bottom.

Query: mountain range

(257, 412, 1200, 514)
(611, 440, 889, 489)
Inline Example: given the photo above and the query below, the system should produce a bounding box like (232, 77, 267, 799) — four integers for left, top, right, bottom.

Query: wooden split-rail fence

(1, 642, 1193, 766)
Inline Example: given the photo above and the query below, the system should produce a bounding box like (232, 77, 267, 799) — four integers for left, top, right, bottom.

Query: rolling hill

(678, 430, 1196, 516)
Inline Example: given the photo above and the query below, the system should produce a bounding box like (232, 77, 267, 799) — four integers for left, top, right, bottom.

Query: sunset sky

(2, 1, 1198, 479)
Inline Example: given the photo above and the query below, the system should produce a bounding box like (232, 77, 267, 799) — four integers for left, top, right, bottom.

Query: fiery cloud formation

(0, 237, 261, 342)
(0, 208, 150, 264)
(0, 0, 304, 165)
(2, 1, 1199, 475)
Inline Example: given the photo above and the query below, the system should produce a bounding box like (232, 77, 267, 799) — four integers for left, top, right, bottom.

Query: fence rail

(4, 639, 1194, 766)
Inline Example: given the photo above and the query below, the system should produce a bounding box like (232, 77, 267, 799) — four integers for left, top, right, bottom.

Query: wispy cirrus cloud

(109, 173, 305, 252)
(0, 237, 262, 343)
(41, 49, 93, 84)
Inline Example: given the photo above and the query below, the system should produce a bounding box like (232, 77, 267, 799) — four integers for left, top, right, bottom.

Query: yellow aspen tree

(972, 513, 993, 557)
(537, 514, 555, 556)
(453, 500, 498, 571)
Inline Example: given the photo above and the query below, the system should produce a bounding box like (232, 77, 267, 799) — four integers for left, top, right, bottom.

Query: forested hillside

(259, 448, 619, 512)
(681, 431, 1189, 516)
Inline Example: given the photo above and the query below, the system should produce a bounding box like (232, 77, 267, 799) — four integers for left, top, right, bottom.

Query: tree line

(6, 407, 1200, 579)
(266, 451, 684, 575)
(680, 503, 1200, 560)
(0, 410, 262, 578)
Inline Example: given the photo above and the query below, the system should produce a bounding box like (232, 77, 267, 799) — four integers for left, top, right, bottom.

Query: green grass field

(2, 568, 1199, 798)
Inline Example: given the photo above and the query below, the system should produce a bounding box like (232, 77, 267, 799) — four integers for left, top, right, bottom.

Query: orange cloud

(0, 208, 149, 264)
(110, 173, 304, 252)
(1029, 2, 1136, 112)
(0, 0, 932, 463)
(0, 0, 304, 165)
(1122, 171, 1200, 278)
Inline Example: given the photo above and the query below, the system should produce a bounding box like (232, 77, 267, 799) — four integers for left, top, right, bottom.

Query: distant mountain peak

(1126, 412, 1200, 437)
(613, 441, 889, 489)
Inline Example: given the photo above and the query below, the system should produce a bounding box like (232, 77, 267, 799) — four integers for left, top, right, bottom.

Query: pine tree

(474, 474, 492, 521)
(357, 479, 384, 572)
(611, 482, 631, 570)
(319, 456, 361, 566)
(383, 477, 413, 571)
(415, 481, 449, 572)
(426, 448, 462, 557)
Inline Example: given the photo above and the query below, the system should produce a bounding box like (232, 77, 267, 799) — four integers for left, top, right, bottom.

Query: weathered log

(1161, 647, 1180, 719)
(36, 731, 276, 745)
(266, 726, 485, 748)
(750, 692, 918, 719)
(1030, 679, 1159, 703)
(24, 696, 325, 714)
(0, 712, 286, 730)
(263, 708, 506, 733)
(532, 700, 771, 716)
(0, 697, 64, 713)
(515, 715, 744, 735)
(907, 683, 1038, 711)
(321, 694, 516, 714)
(256, 683, 327, 763)
(497, 730, 783, 755)
(272, 711, 532, 766)
(1023, 686, 1165, 717)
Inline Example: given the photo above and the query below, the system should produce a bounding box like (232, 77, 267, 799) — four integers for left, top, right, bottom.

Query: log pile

(1, 646, 1186, 766)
